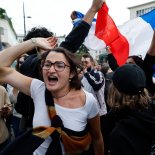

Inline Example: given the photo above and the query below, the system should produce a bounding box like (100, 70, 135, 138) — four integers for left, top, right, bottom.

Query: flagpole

(23, 1, 32, 37)
(23, 1, 26, 36)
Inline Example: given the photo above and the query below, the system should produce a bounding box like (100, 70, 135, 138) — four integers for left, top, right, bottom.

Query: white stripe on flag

(118, 17, 154, 59)
(84, 22, 106, 51)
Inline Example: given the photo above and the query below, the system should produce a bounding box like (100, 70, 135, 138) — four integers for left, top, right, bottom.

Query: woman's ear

(69, 71, 75, 79)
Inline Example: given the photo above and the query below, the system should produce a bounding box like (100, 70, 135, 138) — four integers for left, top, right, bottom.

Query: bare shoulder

(70, 89, 86, 105)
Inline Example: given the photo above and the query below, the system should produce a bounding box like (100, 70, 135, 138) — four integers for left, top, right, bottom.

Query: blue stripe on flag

(140, 9, 155, 30)
(75, 11, 96, 22)
(73, 11, 96, 27)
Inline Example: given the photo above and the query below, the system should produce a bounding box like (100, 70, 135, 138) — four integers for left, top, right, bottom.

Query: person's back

(108, 106, 155, 155)
(106, 64, 155, 155)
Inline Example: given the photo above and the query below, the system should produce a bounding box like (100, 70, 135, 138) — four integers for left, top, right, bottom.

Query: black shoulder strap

(45, 88, 54, 107)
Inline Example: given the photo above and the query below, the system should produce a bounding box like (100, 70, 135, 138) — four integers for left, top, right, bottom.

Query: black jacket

(143, 54, 155, 96)
(105, 104, 155, 155)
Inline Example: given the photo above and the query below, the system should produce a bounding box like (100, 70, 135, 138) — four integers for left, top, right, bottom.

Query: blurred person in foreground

(105, 64, 155, 155)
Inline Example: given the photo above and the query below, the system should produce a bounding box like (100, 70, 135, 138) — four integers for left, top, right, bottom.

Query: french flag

(73, 3, 155, 66)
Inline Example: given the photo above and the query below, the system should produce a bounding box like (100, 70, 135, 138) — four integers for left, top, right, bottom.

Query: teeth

(49, 75, 57, 78)
(48, 75, 58, 81)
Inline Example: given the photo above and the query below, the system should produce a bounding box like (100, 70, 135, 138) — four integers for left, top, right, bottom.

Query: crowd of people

(0, 0, 155, 155)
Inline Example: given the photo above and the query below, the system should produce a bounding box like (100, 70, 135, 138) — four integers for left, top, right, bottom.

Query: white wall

(0, 19, 18, 46)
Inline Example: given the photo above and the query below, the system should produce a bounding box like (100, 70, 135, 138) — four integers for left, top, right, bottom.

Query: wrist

(106, 46, 112, 54)
(31, 38, 37, 46)
(87, 8, 97, 15)
(30, 38, 40, 57)
(106, 46, 111, 50)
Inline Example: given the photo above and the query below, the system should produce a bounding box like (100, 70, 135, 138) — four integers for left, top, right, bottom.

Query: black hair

(23, 26, 54, 55)
(82, 54, 94, 62)
(128, 55, 144, 69)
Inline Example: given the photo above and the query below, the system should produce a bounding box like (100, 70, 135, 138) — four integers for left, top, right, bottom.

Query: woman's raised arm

(0, 37, 56, 67)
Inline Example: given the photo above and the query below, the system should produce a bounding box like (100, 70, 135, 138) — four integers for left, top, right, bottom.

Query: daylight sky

(0, 0, 152, 36)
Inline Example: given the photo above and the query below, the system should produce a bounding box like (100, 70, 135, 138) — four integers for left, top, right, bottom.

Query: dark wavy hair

(23, 27, 53, 55)
(41, 47, 82, 90)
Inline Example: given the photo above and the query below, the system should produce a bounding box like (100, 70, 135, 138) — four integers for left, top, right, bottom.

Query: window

(136, 6, 155, 17)
(0, 27, 4, 35)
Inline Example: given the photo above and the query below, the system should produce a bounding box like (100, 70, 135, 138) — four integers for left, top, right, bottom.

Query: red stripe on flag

(109, 32, 130, 66)
(95, 3, 129, 66)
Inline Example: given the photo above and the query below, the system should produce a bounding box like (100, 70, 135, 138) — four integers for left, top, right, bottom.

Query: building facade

(128, 1, 155, 19)
(0, 8, 18, 51)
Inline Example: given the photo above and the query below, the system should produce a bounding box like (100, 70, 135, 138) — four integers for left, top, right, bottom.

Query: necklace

(53, 89, 71, 99)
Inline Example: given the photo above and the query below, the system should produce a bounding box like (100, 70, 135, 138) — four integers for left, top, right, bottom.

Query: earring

(69, 78, 72, 82)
